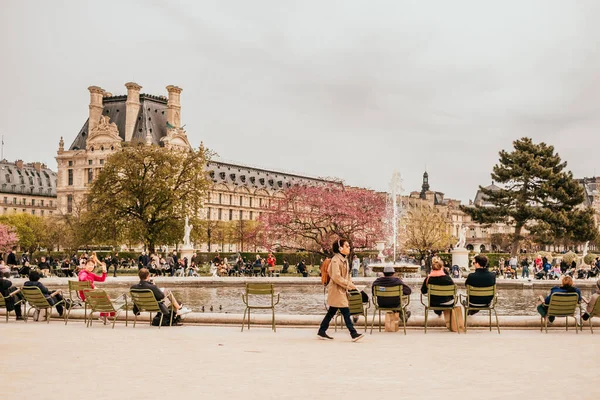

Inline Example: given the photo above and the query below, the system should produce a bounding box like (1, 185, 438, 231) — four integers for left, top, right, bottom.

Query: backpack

(320, 258, 332, 286)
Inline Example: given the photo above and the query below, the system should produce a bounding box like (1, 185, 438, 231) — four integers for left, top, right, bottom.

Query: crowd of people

(491, 255, 600, 280)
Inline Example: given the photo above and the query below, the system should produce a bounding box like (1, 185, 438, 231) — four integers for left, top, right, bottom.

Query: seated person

(282, 259, 290, 274)
(548, 264, 561, 280)
(536, 275, 581, 323)
(130, 268, 192, 322)
(576, 268, 588, 280)
(188, 262, 199, 277)
(421, 257, 455, 315)
(0, 276, 23, 320)
(24, 271, 66, 318)
(503, 265, 514, 279)
(38, 256, 51, 277)
(534, 264, 546, 280)
(463, 254, 496, 315)
(372, 265, 412, 320)
(582, 279, 600, 321)
(296, 260, 308, 277)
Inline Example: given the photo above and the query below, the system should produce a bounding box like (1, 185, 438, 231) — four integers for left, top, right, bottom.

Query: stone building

(0, 160, 57, 216)
(56, 83, 332, 250)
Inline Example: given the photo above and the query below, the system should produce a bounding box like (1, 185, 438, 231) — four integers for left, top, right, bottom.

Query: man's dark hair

(28, 271, 41, 281)
(474, 254, 488, 268)
(332, 238, 349, 254)
(383, 271, 394, 277)
(138, 268, 150, 280)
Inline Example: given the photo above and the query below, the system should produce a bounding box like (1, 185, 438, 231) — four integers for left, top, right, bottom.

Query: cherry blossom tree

(260, 184, 386, 255)
(0, 223, 18, 253)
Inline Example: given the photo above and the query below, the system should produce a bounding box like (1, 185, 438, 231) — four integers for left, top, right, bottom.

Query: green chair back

(21, 286, 53, 309)
(371, 285, 409, 335)
(348, 291, 366, 315)
(463, 285, 500, 334)
(85, 289, 116, 314)
(466, 285, 496, 299)
(68, 280, 92, 301)
(130, 289, 168, 328)
(547, 293, 579, 317)
(129, 289, 162, 313)
(590, 296, 600, 317)
(428, 284, 457, 299)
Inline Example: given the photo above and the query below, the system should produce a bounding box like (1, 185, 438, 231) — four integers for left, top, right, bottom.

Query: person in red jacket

(266, 253, 276, 277)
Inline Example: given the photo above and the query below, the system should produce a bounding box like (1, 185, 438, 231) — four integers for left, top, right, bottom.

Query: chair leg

(489, 310, 492, 332)
(378, 310, 382, 332)
(494, 309, 500, 334)
(424, 309, 428, 334)
(133, 314, 137, 328)
(370, 308, 376, 334)
(401, 309, 406, 335)
(272, 308, 276, 332)
(65, 306, 71, 325)
(241, 308, 247, 332)
(464, 308, 468, 334)
(247, 308, 251, 330)
(46, 308, 51, 324)
(363, 312, 368, 333)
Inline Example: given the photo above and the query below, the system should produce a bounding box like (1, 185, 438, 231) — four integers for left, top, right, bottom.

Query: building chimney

(125, 82, 142, 142)
(166, 85, 182, 127)
(88, 86, 105, 132)
(34, 162, 41, 172)
(16, 160, 23, 169)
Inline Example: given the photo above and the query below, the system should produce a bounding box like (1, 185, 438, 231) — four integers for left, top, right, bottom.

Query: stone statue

(183, 216, 193, 247)
(455, 225, 467, 249)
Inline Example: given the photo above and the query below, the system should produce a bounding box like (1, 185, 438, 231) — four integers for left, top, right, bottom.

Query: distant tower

(420, 171, 430, 199)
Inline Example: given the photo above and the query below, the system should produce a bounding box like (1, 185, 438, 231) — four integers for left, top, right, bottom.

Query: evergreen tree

(461, 137, 596, 256)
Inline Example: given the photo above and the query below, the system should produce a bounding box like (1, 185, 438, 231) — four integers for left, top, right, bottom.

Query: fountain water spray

(389, 171, 404, 262)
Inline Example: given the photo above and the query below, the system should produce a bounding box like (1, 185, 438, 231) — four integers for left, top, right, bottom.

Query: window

(239, 196, 243, 206)
(19, 176, 24, 185)
(87, 168, 93, 183)
(88, 160, 92, 165)
(207, 207, 212, 220)
(229, 195, 232, 205)
(68, 161, 73, 167)
(259, 198, 263, 207)
(100, 159, 104, 165)
(67, 195, 73, 213)
(229, 209, 233, 220)
(3, 197, 6, 204)
(49, 200, 53, 207)
(31, 199, 35, 206)
(41, 210, 44, 216)
(12, 198, 16, 205)
(68, 169, 73, 186)
(239, 210, 243, 220)
(28, 177, 33, 185)
(218, 208, 222, 220)
(31, 210, 35, 215)
(249, 211, 253, 220)
(40, 200, 44, 206)
(22, 198, 26, 205)
(5, 174, 10, 183)
(218, 193, 222, 204)
(249, 197, 253, 207)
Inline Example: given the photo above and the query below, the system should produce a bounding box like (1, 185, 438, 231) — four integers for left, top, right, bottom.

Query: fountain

(367, 172, 421, 278)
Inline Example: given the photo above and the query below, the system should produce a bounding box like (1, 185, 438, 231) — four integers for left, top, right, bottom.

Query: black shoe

(548, 316, 555, 323)
(351, 333, 365, 342)
(352, 316, 359, 323)
(317, 332, 334, 340)
(16, 316, 24, 321)
(582, 313, 590, 321)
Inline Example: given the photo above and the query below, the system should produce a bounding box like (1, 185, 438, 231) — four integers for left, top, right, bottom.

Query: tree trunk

(510, 224, 523, 257)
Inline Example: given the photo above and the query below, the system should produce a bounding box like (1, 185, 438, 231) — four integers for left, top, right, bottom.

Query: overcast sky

(2, 0, 600, 202)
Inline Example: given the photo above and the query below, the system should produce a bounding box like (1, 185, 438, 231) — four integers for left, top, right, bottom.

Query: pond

(102, 284, 596, 316)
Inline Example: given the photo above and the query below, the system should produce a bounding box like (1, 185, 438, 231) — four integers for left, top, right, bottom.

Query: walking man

(317, 239, 364, 342)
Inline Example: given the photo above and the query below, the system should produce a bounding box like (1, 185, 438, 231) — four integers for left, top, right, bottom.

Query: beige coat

(327, 253, 356, 308)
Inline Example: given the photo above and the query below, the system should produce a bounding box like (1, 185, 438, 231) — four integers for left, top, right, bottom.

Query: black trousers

(318, 306, 357, 336)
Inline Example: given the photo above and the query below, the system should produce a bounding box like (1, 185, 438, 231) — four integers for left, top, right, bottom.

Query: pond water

(103, 284, 595, 316)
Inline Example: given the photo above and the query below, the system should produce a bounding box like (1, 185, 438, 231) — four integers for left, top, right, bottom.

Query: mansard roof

(0, 160, 57, 197)
(69, 94, 169, 150)
(206, 159, 334, 192)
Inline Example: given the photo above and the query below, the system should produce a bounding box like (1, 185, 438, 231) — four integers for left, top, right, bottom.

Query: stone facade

(0, 160, 57, 216)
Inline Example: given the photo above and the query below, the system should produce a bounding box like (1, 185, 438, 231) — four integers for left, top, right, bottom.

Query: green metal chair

(0, 289, 23, 322)
(130, 289, 172, 328)
(65, 280, 92, 325)
(21, 286, 67, 323)
(585, 295, 600, 334)
(241, 283, 280, 332)
(83, 289, 129, 329)
(334, 289, 370, 333)
(540, 292, 580, 333)
(420, 284, 459, 334)
(370, 285, 410, 335)
(459, 285, 500, 334)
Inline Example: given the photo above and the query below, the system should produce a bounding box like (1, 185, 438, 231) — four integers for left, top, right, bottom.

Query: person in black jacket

(0, 276, 23, 320)
(421, 257, 455, 315)
(372, 265, 412, 320)
(23, 271, 65, 317)
(463, 254, 496, 315)
(130, 268, 191, 319)
(6, 249, 17, 267)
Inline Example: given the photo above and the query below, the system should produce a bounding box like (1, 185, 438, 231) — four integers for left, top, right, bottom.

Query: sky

(2, 0, 600, 203)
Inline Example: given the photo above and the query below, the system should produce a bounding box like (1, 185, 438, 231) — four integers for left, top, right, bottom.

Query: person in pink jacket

(78, 254, 112, 322)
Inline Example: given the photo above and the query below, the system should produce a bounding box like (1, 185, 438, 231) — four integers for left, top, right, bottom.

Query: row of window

(68, 160, 104, 167)
(67, 166, 103, 186)
(1, 183, 53, 195)
(208, 192, 271, 208)
(206, 207, 261, 221)
(4, 173, 52, 187)
(0, 208, 52, 216)
(2, 197, 53, 207)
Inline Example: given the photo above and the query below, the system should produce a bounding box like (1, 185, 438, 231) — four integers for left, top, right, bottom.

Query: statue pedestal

(179, 246, 194, 263)
(451, 247, 470, 274)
